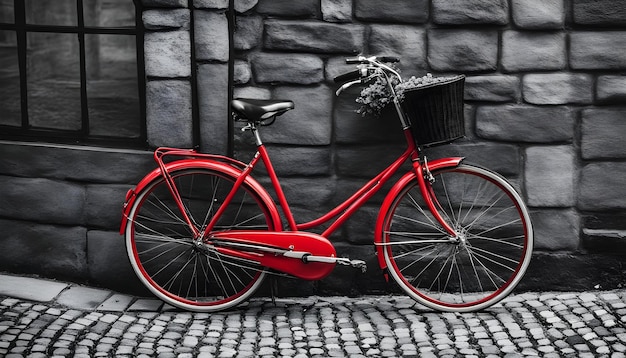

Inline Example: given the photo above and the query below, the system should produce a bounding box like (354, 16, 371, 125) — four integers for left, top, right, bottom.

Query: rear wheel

(125, 167, 276, 312)
(380, 164, 533, 312)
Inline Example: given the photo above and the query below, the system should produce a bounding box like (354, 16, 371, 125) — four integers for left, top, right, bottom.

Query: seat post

(242, 122, 264, 147)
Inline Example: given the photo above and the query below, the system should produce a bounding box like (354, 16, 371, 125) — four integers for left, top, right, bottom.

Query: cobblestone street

(1, 274, 626, 357)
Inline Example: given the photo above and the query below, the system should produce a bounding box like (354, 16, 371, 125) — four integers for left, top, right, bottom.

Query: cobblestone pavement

(1, 274, 626, 357)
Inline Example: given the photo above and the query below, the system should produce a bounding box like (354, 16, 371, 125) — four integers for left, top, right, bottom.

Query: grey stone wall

(0, 142, 154, 294)
(1, 0, 625, 295)
(231, 0, 626, 292)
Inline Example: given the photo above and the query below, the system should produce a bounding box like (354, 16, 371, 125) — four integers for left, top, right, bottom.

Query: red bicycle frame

(140, 128, 462, 243)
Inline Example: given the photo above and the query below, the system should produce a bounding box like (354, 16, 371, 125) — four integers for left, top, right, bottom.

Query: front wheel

(124, 166, 277, 312)
(379, 163, 533, 312)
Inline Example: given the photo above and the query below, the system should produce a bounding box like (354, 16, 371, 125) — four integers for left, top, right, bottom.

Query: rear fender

(373, 157, 464, 278)
(120, 159, 281, 234)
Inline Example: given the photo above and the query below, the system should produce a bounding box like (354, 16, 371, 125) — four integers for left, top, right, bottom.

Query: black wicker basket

(401, 75, 465, 147)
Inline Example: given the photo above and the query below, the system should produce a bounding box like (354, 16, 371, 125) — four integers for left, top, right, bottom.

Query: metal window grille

(0, 0, 146, 147)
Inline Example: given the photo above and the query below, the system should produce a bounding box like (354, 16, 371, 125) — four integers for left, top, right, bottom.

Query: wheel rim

(383, 165, 532, 311)
(126, 169, 272, 311)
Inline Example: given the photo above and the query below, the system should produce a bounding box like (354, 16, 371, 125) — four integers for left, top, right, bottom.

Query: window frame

(0, 0, 146, 147)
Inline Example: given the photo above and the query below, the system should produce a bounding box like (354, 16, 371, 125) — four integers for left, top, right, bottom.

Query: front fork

(412, 156, 457, 236)
(373, 155, 464, 280)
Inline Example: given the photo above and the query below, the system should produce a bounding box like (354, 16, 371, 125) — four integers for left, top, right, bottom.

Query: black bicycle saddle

(231, 99, 295, 122)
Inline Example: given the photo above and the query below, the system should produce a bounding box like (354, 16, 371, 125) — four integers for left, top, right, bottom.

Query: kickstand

(270, 277, 278, 306)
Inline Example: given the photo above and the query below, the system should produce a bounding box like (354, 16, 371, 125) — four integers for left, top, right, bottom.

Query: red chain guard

(209, 231, 337, 281)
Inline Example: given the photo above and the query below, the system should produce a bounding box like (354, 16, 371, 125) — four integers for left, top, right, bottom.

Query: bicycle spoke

(382, 164, 532, 312)
(126, 167, 271, 311)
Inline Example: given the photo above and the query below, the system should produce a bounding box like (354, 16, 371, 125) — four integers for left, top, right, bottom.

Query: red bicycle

(120, 56, 533, 313)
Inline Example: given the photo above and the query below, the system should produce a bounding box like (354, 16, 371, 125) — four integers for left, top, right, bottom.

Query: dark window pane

(0, 30, 20, 126)
(86, 34, 140, 137)
(84, 0, 135, 27)
(0, 0, 14, 23)
(27, 32, 81, 131)
(25, 0, 77, 26)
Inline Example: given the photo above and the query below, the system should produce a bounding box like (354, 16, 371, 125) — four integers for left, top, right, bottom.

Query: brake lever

(335, 79, 362, 96)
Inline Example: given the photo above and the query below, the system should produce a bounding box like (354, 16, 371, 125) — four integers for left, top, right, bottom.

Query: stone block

(234, 0, 258, 13)
(279, 178, 336, 208)
(0, 176, 86, 225)
(525, 146, 575, 207)
(522, 253, 626, 291)
(336, 144, 408, 178)
(262, 85, 332, 145)
(368, 25, 427, 75)
(501, 31, 566, 72)
(0, 142, 155, 184)
(476, 105, 574, 143)
(141, 0, 187, 7)
(583, 228, 626, 255)
(193, 0, 228, 9)
(511, 0, 564, 29)
(321, 0, 352, 22)
(597, 75, 626, 103)
(198, 63, 229, 154)
(194, 10, 229, 62)
(343, 205, 377, 245)
(354, 0, 429, 24)
(234, 60, 251, 84)
(581, 109, 626, 159)
(523, 73, 593, 105)
(432, 0, 508, 25)
(428, 30, 498, 72)
(326, 57, 360, 83)
(234, 86, 271, 100)
(0, 219, 88, 280)
(234, 15, 262, 51)
(579, 162, 626, 210)
(464, 75, 521, 102)
(584, 212, 626, 231)
(142, 9, 189, 30)
(146, 80, 193, 148)
(256, 0, 319, 17)
(426, 142, 521, 177)
(570, 32, 626, 70)
(86, 184, 130, 230)
(530, 209, 580, 251)
(264, 20, 364, 54)
(334, 88, 405, 145)
(573, 0, 626, 26)
(263, 146, 332, 177)
(144, 31, 190, 78)
(88, 230, 148, 296)
(253, 53, 323, 85)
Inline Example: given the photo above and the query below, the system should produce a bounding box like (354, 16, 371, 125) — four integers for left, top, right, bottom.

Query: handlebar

(333, 69, 362, 83)
(344, 56, 400, 65)
(333, 55, 402, 96)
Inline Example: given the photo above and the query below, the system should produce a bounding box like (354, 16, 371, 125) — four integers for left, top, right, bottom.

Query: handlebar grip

(334, 69, 362, 83)
(378, 56, 400, 63)
(345, 58, 364, 64)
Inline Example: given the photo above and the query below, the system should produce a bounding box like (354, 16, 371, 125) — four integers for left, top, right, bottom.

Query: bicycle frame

(121, 56, 534, 313)
(121, 116, 462, 254)
(120, 57, 464, 280)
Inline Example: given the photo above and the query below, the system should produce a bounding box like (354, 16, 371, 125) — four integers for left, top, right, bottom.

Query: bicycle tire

(379, 163, 533, 312)
(124, 167, 276, 312)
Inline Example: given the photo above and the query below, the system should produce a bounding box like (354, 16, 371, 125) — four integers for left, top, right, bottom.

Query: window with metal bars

(0, 0, 146, 147)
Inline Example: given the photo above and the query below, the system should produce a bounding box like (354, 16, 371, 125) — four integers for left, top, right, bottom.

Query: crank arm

(297, 254, 367, 273)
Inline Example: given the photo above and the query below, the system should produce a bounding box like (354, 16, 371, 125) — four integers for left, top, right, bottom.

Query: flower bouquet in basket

(356, 71, 466, 147)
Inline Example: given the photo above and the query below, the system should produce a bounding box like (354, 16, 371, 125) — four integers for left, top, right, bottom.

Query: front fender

(374, 157, 464, 278)
(120, 159, 281, 234)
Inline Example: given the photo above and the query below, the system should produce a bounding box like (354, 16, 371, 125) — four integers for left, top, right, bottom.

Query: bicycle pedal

(350, 259, 367, 273)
